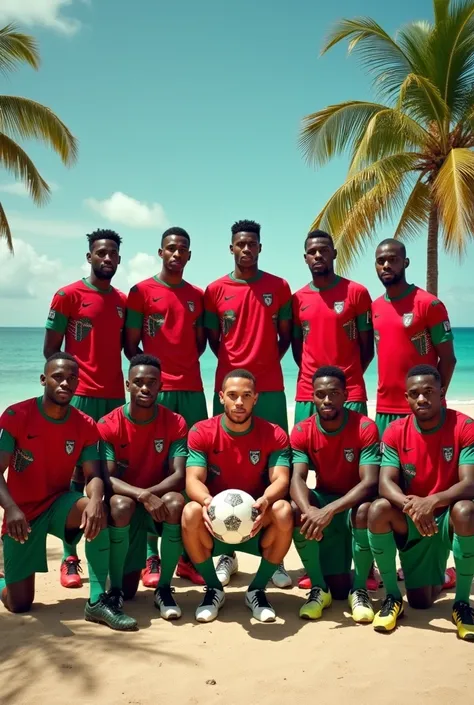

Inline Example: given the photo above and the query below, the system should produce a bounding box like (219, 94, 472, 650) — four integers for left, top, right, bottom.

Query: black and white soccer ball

(208, 489, 257, 544)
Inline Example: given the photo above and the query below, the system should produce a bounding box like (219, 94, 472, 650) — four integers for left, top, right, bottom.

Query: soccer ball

(208, 489, 258, 544)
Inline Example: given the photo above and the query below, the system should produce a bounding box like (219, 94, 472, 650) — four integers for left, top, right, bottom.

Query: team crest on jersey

(13, 448, 34, 473)
(65, 440, 75, 455)
(443, 320, 451, 332)
(263, 293, 273, 307)
(48, 309, 56, 321)
(187, 300, 195, 313)
(443, 446, 454, 462)
(334, 301, 345, 314)
(249, 450, 261, 465)
(69, 317, 93, 342)
(154, 439, 164, 453)
(403, 313, 414, 327)
(344, 448, 355, 462)
(117, 306, 124, 319)
(147, 313, 165, 337)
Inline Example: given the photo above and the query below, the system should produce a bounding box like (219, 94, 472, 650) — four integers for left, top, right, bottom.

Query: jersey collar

(123, 402, 158, 425)
(413, 408, 446, 435)
(309, 275, 340, 292)
(82, 277, 112, 294)
(315, 407, 349, 435)
(36, 396, 71, 424)
(384, 283, 415, 302)
(228, 270, 263, 284)
(153, 276, 186, 289)
(220, 414, 254, 436)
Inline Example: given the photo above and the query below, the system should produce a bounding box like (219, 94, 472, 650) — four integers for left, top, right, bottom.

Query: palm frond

(0, 23, 39, 74)
(393, 174, 432, 241)
(433, 147, 474, 253)
(398, 73, 450, 133)
(0, 133, 51, 205)
(397, 21, 433, 77)
(0, 200, 13, 252)
(433, 0, 450, 25)
(0, 96, 78, 165)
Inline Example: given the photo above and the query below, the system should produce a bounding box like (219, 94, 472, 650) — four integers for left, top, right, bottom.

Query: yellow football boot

(373, 594, 404, 632)
(452, 601, 474, 642)
(299, 586, 332, 620)
(349, 588, 375, 624)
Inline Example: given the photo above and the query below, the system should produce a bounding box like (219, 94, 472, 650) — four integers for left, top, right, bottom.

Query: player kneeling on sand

(182, 369, 293, 623)
(290, 366, 380, 623)
(99, 354, 187, 620)
(369, 364, 474, 640)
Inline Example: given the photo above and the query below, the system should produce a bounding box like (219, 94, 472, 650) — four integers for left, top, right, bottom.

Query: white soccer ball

(208, 489, 258, 544)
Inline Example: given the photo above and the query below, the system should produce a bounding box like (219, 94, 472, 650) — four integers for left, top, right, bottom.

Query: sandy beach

(1, 404, 473, 705)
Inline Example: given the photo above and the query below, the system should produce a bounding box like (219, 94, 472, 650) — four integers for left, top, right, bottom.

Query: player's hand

(5, 504, 30, 543)
(80, 497, 105, 541)
(202, 496, 214, 534)
(300, 505, 334, 541)
(250, 496, 269, 537)
(138, 491, 169, 523)
(403, 495, 438, 537)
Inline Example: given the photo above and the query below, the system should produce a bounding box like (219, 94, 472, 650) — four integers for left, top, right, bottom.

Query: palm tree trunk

(426, 202, 439, 296)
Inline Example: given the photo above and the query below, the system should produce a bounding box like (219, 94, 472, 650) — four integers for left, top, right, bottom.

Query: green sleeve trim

(79, 443, 100, 463)
(380, 444, 400, 468)
(360, 441, 381, 465)
(125, 308, 143, 330)
(100, 441, 116, 461)
(459, 445, 474, 465)
(293, 323, 302, 340)
(277, 299, 292, 321)
(45, 309, 68, 333)
(430, 320, 454, 345)
(204, 309, 219, 330)
(169, 438, 188, 458)
(186, 448, 208, 467)
(268, 447, 291, 468)
(356, 311, 373, 332)
(292, 449, 309, 464)
(0, 428, 15, 452)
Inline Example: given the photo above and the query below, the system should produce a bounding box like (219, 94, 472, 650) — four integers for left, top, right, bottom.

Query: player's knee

(451, 500, 474, 532)
(109, 494, 136, 525)
(352, 501, 372, 529)
(368, 498, 392, 530)
(407, 591, 433, 610)
(162, 492, 185, 522)
(182, 501, 203, 530)
(291, 500, 303, 526)
(8, 598, 33, 614)
(271, 500, 293, 530)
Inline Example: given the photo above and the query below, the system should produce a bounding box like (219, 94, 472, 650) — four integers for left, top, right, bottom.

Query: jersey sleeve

(169, 414, 188, 458)
(277, 280, 292, 321)
(77, 417, 100, 464)
(97, 416, 117, 461)
(268, 425, 291, 467)
(290, 423, 310, 465)
(292, 294, 302, 339)
(0, 428, 15, 452)
(426, 298, 453, 345)
(459, 418, 474, 465)
(380, 424, 401, 468)
(354, 286, 373, 332)
(359, 419, 381, 465)
(45, 288, 71, 333)
(0, 406, 22, 448)
(125, 285, 145, 330)
(203, 285, 219, 330)
(195, 289, 204, 327)
(186, 423, 209, 467)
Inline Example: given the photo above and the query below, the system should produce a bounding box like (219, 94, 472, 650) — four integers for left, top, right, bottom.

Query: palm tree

(0, 24, 77, 252)
(300, 0, 474, 295)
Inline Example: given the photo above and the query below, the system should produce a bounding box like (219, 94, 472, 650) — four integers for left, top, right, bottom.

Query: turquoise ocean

(1, 327, 474, 413)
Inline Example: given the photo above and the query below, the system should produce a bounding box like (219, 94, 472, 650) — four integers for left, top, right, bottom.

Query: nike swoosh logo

(27, 435, 38, 439)
(81, 303, 92, 308)
(374, 313, 380, 318)
(403, 448, 413, 453)
(120, 443, 128, 448)
(153, 297, 163, 302)
(312, 449, 320, 454)
(301, 305, 310, 311)
(224, 296, 235, 301)
(213, 449, 223, 454)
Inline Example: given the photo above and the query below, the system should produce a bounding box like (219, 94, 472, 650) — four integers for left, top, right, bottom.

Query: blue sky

(0, 0, 472, 326)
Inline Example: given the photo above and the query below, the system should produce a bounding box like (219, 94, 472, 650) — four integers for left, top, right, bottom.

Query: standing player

(290, 366, 380, 622)
(44, 229, 126, 588)
(204, 219, 293, 588)
(99, 354, 187, 619)
(0, 353, 136, 630)
(368, 365, 474, 640)
(182, 369, 293, 623)
(125, 227, 207, 587)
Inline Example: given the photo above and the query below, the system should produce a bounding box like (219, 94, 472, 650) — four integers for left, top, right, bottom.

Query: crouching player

(290, 366, 380, 622)
(99, 354, 187, 619)
(182, 369, 293, 623)
(369, 364, 474, 640)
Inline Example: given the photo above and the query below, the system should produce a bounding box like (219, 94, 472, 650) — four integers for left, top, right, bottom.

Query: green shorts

(213, 391, 288, 432)
(399, 511, 451, 590)
(311, 489, 352, 576)
(71, 395, 125, 423)
(124, 503, 164, 575)
(295, 400, 368, 423)
(2, 491, 83, 585)
(375, 413, 408, 436)
(157, 390, 208, 427)
(212, 532, 262, 558)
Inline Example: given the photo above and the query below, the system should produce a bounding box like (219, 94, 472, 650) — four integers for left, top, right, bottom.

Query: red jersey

(372, 286, 453, 413)
(204, 271, 292, 392)
(187, 415, 290, 498)
(293, 277, 372, 402)
(45, 279, 126, 399)
(290, 410, 380, 495)
(0, 397, 100, 530)
(98, 403, 188, 488)
(381, 410, 474, 497)
(126, 277, 204, 392)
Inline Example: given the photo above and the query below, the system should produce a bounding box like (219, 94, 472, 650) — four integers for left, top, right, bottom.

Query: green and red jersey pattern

(372, 286, 453, 414)
(293, 277, 372, 402)
(290, 410, 380, 495)
(204, 271, 292, 392)
(126, 277, 204, 392)
(187, 414, 290, 498)
(0, 397, 100, 530)
(381, 409, 474, 497)
(45, 279, 126, 399)
(98, 403, 188, 488)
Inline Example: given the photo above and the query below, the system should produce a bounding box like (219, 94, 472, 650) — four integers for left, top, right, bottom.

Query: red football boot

(176, 556, 205, 585)
(60, 556, 83, 588)
(141, 555, 161, 588)
(297, 573, 311, 590)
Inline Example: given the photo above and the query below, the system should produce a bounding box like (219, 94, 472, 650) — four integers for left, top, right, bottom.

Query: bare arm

(82, 458, 105, 499)
(379, 465, 407, 510)
(277, 319, 292, 360)
(43, 329, 64, 358)
(321, 464, 379, 515)
(430, 465, 474, 509)
(435, 340, 457, 393)
(146, 456, 186, 496)
(264, 464, 290, 504)
(195, 325, 207, 357)
(291, 334, 303, 367)
(206, 328, 220, 358)
(186, 465, 211, 504)
(359, 329, 374, 373)
(124, 327, 143, 360)
(0, 449, 30, 543)
(290, 461, 311, 512)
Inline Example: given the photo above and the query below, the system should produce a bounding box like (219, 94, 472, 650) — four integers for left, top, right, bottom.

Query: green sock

(158, 523, 183, 587)
(368, 530, 401, 599)
(146, 534, 159, 560)
(453, 533, 474, 603)
(195, 557, 221, 590)
(62, 540, 80, 562)
(248, 558, 279, 591)
(85, 528, 110, 603)
(352, 528, 373, 590)
(108, 525, 130, 590)
(293, 528, 327, 590)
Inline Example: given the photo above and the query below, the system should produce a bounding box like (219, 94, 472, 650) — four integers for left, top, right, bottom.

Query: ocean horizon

(1, 326, 474, 412)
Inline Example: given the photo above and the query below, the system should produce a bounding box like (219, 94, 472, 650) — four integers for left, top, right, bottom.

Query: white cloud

(125, 252, 157, 287)
(84, 192, 169, 229)
(0, 238, 63, 299)
(0, 0, 84, 35)
(0, 181, 59, 197)
(7, 212, 88, 239)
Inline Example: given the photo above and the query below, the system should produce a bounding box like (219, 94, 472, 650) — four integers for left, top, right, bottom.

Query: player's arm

(277, 284, 292, 359)
(195, 324, 207, 357)
(436, 340, 456, 393)
(291, 332, 303, 367)
(0, 432, 30, 543)
(290, 460, 311, 512)
(203, 293, 220, 357)
(43, 329, 64, 358)
(323, 463, 379, 516)
(427, 301, 456, 391)
(277, 319, 292, 359)
(80, 442, 106, 540)
(124, 287, 144, 359)
(355, 290, 374, 372)
(43, 290, 70, 357)
(358, 329, 374, 373)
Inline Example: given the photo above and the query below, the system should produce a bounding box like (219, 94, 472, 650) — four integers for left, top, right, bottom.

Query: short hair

(312, 365, 346, 388)
(305, 229, 334, 249)
(161, 226, 190, 247)
(129, 354, 161, 373)
(86, 228, 122, 251)
(406, 364, 441, 384)
(376, 238, 406, 258)
(44, 351, 77, 372)
(222, 368, 257, 390)
(231, 220, 261, 241)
